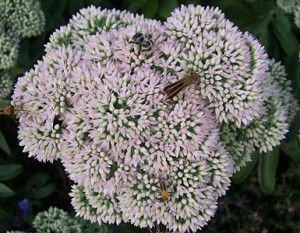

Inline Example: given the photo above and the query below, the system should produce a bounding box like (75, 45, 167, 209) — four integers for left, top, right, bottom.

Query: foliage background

(0, 0, 299, 232)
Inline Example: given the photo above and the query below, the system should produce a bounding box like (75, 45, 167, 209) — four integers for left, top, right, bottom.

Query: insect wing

(163, 78, 188, 100)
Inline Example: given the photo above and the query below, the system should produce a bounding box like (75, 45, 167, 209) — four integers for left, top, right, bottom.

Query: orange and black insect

(157, 177, 171, 202)
(163, 73, 199, 100)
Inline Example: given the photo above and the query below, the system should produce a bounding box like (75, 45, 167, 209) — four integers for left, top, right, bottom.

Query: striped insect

(163, 73, 199, 100)
(129, 33, 153, 53)
(147, 177, 178, 233)
(156, 177, 172, 202)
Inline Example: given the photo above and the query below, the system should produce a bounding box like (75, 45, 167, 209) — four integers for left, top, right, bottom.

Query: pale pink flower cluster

(12, 4, 297, 232)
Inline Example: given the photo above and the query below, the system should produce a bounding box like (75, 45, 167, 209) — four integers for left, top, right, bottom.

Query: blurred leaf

(28, 35, 46, 64)
(285, 114, 300, 142)
(0, 164, 23, 181)
(141, 0, 158, 18)
(125, 0, 147, 12)
(0, 183, 15, 197)
(281, 139, 300, 163)
(272, 10, 299, 55)
(220, 2, 258, 29)
(266, 30, 281, 59)
(233, 151, 259, 184)
(258, 147, 279, 194)
(30, 183, 56, 199)
(43, 0, 67, 31)
(285, 51, 300, 95)
(68, 0, 85, 15)
(181, 0, 200, 4)
(0, 130, 12, 156)
(85, 0, 113, 8)
(17, 40, 31, 68)
(257, 25, 270, 50)
(247, 14, 271, 37)
(158, 0, 178, 19)
(0, 209, 12, 220)
(26, 172, 50, 192)
(274, 9, 291, 32)
(0, 100, 11, 108)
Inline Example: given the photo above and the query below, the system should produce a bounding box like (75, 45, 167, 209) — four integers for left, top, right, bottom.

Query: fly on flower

(129, 33, 153, 53)
(163, 73, 199, 100)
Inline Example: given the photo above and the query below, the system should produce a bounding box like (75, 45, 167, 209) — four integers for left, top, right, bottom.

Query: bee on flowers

(155, 176, 173, 202)
(130, 33, 153, 53)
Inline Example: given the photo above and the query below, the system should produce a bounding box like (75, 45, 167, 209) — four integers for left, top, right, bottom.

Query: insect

(0, 104, 30, 120)
(0, 106, 16, 116)
(163, 73, 199, 100)
(129, 33, 153, 53)
(156, 177, 172, 202)
(148, 175, 182, 233)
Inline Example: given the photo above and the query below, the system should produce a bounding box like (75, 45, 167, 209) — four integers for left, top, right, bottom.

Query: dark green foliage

(203, 162, 300, 233)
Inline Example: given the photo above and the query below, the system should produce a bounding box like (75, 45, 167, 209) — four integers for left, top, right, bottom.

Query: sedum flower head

(12, 4, 295, 232)
(221, 60, 298, 171)
(164, 5, 269, 128)
(294, 6, 300, 29)
(0, 32, 19, 69)
(0, 70, 14, 99)
(32, 206, 109, 233)
(6, 232, 29, 233)
(277, 0, 300, 14)
(277, 0, 300, 29)
(4, 0, 45, 38)
(45, 6, 143, 52)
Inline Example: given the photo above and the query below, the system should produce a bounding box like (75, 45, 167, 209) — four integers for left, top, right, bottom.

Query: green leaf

(141, 0, 158, 18)
(221, 2, 258, 29)
(247, 14, 271, 37)
(285, 113, 300, 142)
(44, 0, 67, 32)
(258, 147, 279, 194)
(257, 26, 270, 50)
(274, 9, 291, 32)
(0, 164, 23, 181)
(30, 183, 56, 199)
(126, 0, 147, 12)
(85, 0, 113, 8)
(158, 0, 178, 19)
(17, 40, 30, 68)
(68, 0, 85, 16)
(28, 34, 46, 64)
(0, 183, 15, 197)
(0, 209, 12, 220)
(281, 139, 300, 163)
(0, 130, 12, 156)
(26, 172, 50, 191)
(0, 100, 11, 108)
(271, 11, 299, 55)
(233, 151, 259, 184)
